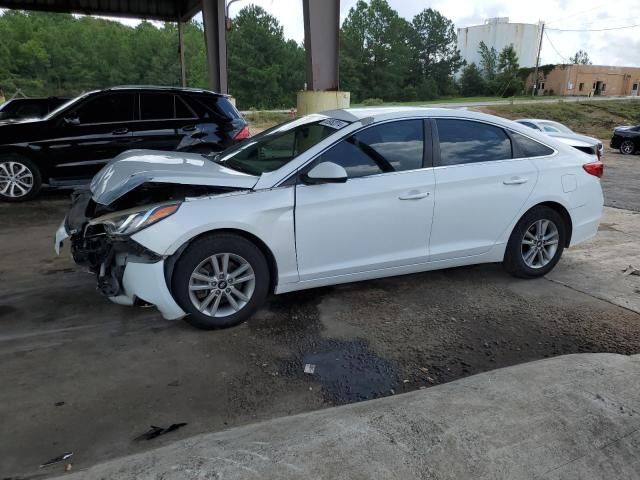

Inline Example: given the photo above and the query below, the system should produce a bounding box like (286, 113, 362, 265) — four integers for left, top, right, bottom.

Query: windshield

(217, 115, 351, 176)
(540, 121, 573, 134)
(43, 91, 96, 120)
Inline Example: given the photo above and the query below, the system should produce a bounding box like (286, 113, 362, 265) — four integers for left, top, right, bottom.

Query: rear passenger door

(429, 119, 545, 261)
(128, 92, 199, 152)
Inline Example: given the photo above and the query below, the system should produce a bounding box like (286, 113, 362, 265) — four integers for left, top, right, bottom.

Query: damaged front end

(58, 182, 243, 306)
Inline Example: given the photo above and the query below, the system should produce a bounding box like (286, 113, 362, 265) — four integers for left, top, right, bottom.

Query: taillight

(234, 126, 250, 141)
(583, 161, 603, 178)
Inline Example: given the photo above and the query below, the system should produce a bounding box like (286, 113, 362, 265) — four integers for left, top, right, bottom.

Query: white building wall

(457, 18, 541, 69)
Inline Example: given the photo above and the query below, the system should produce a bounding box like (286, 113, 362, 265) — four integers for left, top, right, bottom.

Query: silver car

(516, 119, 603, 159)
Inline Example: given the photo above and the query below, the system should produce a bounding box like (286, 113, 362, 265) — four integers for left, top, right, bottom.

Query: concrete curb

(55, 353, 640, 479)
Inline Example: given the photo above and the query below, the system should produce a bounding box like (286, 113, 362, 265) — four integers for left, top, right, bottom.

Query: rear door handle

(503, 177, 528, 185)
(112, 128, 129, 135)
(399, 191, 430, 200)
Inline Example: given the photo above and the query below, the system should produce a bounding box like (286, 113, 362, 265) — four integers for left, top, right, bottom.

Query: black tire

(619, 140, 636, 155)
(503, 206, 567, 279)
(0, 154, 42, 202)
(172, 233, 270, 330)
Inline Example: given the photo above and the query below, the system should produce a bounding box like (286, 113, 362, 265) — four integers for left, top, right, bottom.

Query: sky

(3, 0, 638, 66)
(224, 0, 640, 67)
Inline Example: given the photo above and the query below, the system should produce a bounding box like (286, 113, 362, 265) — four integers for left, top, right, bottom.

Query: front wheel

(619, 140, 636, 155)
(503, 206, 567, 278)
(0, 155, 42, 202)
(172, 233, 270, 330)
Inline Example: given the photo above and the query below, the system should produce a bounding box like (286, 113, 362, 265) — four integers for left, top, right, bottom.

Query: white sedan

(56, 107, 604, 330)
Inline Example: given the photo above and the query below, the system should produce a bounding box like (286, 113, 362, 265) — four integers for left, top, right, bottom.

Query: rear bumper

(110, 260, 186, 320)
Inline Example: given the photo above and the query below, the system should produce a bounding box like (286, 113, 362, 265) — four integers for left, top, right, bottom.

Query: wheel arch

(522, 201, 573, 247)
(164, 228, 279, 295)
(0, 147, 47, 177)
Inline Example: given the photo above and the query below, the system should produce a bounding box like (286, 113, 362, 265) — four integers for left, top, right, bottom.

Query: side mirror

(301, 161, 348, 185)
(63, 116, 80, 126)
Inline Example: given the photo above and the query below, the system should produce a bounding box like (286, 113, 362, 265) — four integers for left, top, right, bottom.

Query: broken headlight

(90, 202, 181, 236)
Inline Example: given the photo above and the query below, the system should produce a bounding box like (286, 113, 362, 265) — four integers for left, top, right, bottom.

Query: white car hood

(90, 149, 258, 205)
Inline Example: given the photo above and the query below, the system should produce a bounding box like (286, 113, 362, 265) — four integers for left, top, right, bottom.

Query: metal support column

(202, 0, 228, 94)
(178, 21, 187, 87)
(302, 0, 340, 91)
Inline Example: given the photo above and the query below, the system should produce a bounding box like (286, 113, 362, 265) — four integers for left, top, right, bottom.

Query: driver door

(294, 119, 435, 281)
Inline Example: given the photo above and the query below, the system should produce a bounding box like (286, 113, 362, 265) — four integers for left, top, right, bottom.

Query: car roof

(108, 85, 227, 96)
(324, 106, 531, 128)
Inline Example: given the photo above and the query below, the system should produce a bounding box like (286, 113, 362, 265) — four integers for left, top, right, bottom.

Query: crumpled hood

(90, 149, 258, 205)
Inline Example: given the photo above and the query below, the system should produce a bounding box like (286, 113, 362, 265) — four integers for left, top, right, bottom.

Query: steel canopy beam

(302, 0, 340, 91)
(0, 0, 201, 22)
(201, 0, 227, 94)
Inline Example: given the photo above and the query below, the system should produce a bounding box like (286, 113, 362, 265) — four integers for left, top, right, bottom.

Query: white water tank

(457, 18, 542, 69)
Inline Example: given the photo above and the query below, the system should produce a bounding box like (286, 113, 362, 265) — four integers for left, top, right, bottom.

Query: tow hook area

(97, 248, 124, 297)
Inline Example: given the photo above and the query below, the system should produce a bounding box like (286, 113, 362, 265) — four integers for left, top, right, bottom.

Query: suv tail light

(234, 126, 250, 141)
(583, 161, 604, 178)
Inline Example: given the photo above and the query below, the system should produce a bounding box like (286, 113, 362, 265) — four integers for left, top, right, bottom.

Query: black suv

(610, 125, 640, 155)
(0, 86, 249, 201)
(0, 96, 69, 121)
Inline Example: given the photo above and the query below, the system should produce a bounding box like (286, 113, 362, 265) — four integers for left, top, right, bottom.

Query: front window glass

(318, 120, 425, 179)
(73, 93, 136, 124)
(436, 119, 512, 166)
(217, 115, 349, 175)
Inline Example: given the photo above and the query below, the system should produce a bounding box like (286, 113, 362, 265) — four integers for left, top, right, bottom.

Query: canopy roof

(0, 0, 201, 22)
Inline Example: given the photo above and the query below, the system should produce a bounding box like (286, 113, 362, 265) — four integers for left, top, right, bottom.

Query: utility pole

(532, 22, 545, 97)
(178, 21, 187, 87)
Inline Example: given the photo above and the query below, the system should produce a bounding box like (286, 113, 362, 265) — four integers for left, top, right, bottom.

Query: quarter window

(436, 119, 511, 166)
(318, 120, 425, 179)
(74, 93, 136, 124)
(510, 132, 554, 157)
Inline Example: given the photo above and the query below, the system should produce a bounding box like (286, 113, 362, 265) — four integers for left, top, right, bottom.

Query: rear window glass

(436, 119, 512, 165)
(140, 93, 174, 120)
(511, 132, 554, 158)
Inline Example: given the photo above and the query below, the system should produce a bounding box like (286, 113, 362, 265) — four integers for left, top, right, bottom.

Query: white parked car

(55, 108, 604, 330)
(515, 118, 603, 159)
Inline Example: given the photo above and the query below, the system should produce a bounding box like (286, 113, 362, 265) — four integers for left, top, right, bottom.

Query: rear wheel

(172, 233, 270, 330)
(503, 206, 566, 278)
(0, 155, 42, 202)
(620, 140, 636, 155)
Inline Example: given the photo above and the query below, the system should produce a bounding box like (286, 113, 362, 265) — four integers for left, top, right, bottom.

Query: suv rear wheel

(0, 154, 42, 202)
(172, 233, 270, 330)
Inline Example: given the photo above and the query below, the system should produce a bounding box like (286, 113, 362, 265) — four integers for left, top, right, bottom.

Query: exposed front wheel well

(165, 228, 279, 295)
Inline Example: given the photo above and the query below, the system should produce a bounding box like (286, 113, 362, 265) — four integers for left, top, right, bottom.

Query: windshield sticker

(319, 118, 349, 130)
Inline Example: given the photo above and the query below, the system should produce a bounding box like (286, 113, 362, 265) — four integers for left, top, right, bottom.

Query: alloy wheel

(521, 219, 559, 269)
(620, 140, 635, 155)
(0, 161, 34, 198)
(188, 253, 256, 317)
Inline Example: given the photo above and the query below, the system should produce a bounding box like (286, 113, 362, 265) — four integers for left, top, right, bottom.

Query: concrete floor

(1, 153, 639, 479)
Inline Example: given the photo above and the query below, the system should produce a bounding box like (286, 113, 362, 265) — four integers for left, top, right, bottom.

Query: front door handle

(503, 177, 528, 185)
(112, 128, 129, 135)
(399, 191, 430, 200)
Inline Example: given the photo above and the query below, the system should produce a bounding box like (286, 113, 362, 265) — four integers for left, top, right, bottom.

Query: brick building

(527, 64, 640, 97)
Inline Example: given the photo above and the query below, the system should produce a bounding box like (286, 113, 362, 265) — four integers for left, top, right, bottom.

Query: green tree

(227, 5, 304, 109)
(569, 49, 592, 65)
(495, 44, 523, 97)
(410, 8, 463, 97)
(459, 63, 485, 97)
(477, 40, 498, 91)
(340, 0, 414, 102)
